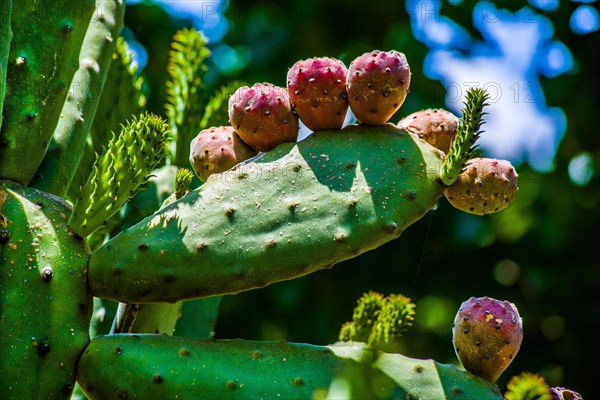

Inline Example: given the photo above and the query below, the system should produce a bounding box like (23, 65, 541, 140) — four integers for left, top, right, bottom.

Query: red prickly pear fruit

(444, 157, 518, 215)
(346, 50, 411, 125)
(398, 108, 458, 154)
(550, 387, 583, 400)
(452, 296, 523, 383)
(228, 83, 299, 152)
(287, 57, 348, 131)
(189, 126, 258, 182)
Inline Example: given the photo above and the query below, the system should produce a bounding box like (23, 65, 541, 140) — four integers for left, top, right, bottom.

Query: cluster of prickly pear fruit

(193, 50, 413, 181)
(452, 296, 523, 383)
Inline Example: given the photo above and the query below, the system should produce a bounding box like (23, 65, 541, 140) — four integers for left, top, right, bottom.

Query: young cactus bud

(398, 108, 458, 154)
(69, 113, 169, 237)
(368, 294, 416, 350)
(339, 291, 415, 351)
(444, 157, 518, 215)
(174, 168, 194, 199)
(452, 296, 523, 383)
(504, 372, 551, 400)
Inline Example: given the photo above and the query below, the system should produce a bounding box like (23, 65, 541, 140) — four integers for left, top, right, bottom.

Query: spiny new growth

(347, 50, 411, 125)
(444, 157, 519, 215)
(228, 83, 299, 151)
(452, 296, 523, 382)
(440, 87, 490, 185)
(504, 372, 551, 400)
(165, 28, 210, 166)
(339, 291, 415, 350)
(398, 108, 458, 154)
(287, 57, 349, 130)
(69, 113, 169, 237)
(189, 125, 257, 182)
(174, 168, 194, 199)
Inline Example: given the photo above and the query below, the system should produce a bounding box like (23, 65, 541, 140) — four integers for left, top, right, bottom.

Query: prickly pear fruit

(398, 108, 458, 154)
(452, 296, 523, 383)
(550, 387, 583, 400)
(347, 50, 410, 125)
(228, 83, 298, 151)
(287, 57, 348, 130)
(444, 157, 518, 215)
(189, 126, 258, 182)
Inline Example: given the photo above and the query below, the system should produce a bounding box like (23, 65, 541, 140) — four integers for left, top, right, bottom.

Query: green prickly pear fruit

(398, 108, 458, 154)
(189, 126, 258, 182)
(444, 157, 518, 215)
(452, 296, 523, 383)
(228, 83, 299, 151)
(287, 57, 348, 130)
(347, 50, 411, 125)
(550, 387, 583, 400)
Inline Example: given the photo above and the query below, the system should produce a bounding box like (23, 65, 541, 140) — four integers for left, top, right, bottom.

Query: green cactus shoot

(0, 2, 586, 399)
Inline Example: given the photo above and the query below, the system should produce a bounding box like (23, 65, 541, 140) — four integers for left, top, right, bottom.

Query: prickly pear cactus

(0, 181, 90, 398)
(87, 124, 446, 303)
(0, 2, 582, 398)
(76, 335, 503, 400)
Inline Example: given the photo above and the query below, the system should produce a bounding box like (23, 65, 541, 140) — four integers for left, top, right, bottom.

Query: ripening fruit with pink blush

(347, 50, 411, 125)
(228, 83, 298, 152)
(287, 57, 348, 131)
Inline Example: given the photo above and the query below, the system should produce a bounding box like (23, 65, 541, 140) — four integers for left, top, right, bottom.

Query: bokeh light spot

(540, 315, 565, 341)
(494, 259, 521, 286)
(570, 5, 600, 35)
(568, 152, 594, 187)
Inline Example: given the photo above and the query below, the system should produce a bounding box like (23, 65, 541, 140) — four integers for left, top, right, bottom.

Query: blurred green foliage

(124, 1, 598, 397)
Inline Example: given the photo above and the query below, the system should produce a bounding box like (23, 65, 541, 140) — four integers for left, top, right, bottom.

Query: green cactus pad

(0, 180, 90, 399)
(88, 124, 445, 303)
(0, 1, 94, 184)
(0, 0, 11, 132)
(30, 2, 126, 197)
(76, 335, 502, 399)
